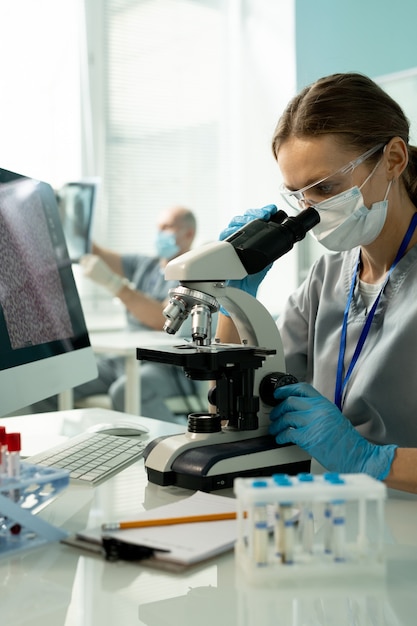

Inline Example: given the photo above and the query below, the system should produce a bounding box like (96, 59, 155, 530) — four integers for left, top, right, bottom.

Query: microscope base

(145, 436, 311, 492)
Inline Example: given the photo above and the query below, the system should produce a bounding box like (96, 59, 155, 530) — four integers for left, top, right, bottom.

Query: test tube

(0, 426, 8, 533)
(301, 508, 314, 554)
(252, 480, 269, 567)
(323, 502, 333, 554)
(298, 473, 314, 554)
(331, 500, 346, 562)
(274, 504, 282, 558)
(323, 473, 346, 561)
(281, 503, 295, 564)
(0, 426, 7, 478)
(6, 432, 21, 503)
(272, 474, 294, 564)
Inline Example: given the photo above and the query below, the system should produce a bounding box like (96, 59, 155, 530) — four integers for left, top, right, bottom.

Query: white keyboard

(26, 431, 147, 486)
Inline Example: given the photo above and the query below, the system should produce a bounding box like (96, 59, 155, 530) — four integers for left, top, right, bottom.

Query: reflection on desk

(1, 409, 417, 626)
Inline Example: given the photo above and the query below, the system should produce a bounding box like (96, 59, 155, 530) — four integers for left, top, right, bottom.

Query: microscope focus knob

(259, 372, 298, 406)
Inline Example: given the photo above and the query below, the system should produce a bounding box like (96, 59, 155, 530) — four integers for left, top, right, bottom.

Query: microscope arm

(165, 239, 249, 282)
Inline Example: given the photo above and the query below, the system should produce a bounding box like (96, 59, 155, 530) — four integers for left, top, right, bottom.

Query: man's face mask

(155, 230, 180, 259)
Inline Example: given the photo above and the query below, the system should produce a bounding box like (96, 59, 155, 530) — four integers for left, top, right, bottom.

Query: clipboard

(63, 491, 238, 569)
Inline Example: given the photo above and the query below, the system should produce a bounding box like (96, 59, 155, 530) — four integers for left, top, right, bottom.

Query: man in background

(83, 205, 196, 333)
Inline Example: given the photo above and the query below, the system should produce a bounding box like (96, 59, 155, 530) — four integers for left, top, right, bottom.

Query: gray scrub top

(121, 254, 178, 331)
(278, 243, 417, 448)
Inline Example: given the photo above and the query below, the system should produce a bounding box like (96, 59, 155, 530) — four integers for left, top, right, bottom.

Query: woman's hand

(269, 382, 397, 480)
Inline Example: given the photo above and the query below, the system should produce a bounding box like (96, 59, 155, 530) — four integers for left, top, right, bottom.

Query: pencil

(101, 511, 241, 531)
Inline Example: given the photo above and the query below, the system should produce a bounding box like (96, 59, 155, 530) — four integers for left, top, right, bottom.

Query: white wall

(0, 0, 85, 187)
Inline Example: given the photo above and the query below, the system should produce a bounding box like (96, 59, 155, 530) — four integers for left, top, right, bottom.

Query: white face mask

(311, 163, 392, 252)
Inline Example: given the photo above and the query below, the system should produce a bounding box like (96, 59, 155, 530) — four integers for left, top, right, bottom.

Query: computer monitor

(56, 179, 99, 262)
(0, 168, 98, 417)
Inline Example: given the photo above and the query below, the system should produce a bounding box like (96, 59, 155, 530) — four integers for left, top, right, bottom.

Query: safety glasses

(279, 143, 385, 211)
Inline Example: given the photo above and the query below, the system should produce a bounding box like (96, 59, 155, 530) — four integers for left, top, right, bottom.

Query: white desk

(59, 330, 180, 414)
(2, 410, 417, 626)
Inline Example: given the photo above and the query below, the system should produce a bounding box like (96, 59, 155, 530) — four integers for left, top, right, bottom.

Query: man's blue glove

(218, 205, 277, 309)
(269, 382, 397, 480)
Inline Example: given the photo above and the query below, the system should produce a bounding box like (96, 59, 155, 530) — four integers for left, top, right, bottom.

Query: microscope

(138, 207, 320, 491)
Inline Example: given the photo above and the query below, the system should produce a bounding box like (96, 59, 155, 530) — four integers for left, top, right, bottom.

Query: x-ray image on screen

(57, 180, 98, 262)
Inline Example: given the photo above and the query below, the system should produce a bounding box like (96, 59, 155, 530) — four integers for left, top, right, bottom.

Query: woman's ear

(384, 136, 408, 179)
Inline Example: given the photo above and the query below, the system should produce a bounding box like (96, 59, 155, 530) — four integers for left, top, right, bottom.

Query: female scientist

(218, 73, 417, 494)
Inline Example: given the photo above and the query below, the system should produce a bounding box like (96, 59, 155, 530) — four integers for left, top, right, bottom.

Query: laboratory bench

(1, 409, 417, 626)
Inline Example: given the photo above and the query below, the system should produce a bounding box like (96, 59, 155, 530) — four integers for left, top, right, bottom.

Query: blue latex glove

(218, 205, 278, 315)
(269, 382, 397, 480)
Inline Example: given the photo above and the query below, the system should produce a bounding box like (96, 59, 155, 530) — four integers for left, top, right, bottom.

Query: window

(85, 0, 296, 316)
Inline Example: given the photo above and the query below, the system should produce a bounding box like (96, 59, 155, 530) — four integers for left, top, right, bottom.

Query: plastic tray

(0, 462, 70, 556)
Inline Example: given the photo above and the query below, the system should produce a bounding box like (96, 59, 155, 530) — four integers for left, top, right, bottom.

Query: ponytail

(404, 145, 417, 206)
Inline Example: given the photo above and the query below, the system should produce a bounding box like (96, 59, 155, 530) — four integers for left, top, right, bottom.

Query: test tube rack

(234, 472, 387, 585)
(0, 462, 70, 557)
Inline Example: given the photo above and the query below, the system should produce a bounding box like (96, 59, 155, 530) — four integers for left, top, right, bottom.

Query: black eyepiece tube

(225, 206, 320, 275)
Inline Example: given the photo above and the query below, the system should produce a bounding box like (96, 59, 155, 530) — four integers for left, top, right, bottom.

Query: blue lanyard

(334, 212, 417, 410)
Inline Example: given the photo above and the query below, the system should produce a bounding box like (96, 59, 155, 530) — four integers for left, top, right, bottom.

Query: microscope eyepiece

(226, 206, 320, 275)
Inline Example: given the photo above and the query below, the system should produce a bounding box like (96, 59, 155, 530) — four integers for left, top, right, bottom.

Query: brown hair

(271, 73, 417, 204)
